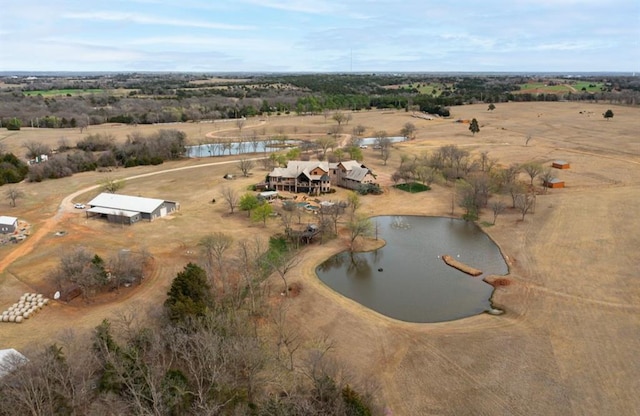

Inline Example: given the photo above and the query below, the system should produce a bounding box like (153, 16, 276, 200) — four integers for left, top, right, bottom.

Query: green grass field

(516, 81, 604, 94)
(23, 88, 105, 97)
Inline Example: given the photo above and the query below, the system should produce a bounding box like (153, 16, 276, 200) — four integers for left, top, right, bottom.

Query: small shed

(0, 216, 18, 234)
(552, 160, 570, 169)
(544, 178, 565, 188)
(258, 191, 279, 201)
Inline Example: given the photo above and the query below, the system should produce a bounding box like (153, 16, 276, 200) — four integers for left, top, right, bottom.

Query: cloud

(62, 11, 254, 30)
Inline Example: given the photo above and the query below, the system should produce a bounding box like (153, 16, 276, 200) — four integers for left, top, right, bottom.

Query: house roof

(0, 216, 18, 226)
(553, 160, 568, 165)
(334, 160, 362, 171)
(547, 178, 564, 184)
(343, 166, 372, 182)
(88, 193, 165, 214)
(269, 161, 330, 179)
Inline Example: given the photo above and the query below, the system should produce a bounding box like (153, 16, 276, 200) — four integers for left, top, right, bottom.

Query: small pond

(316, 216, 508, 323)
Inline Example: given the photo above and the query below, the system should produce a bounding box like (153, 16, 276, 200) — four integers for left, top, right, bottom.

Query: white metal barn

(0, 216, 18, 234)
(86, 193, 179, 225)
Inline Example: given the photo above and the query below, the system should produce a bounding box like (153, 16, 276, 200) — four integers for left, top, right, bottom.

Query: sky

(1, 0, 638, 73)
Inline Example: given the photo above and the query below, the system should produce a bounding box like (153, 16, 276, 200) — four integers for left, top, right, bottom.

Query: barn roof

(343, 166, 372, 181)
(88, 193, 165, 214)
(0, 216, 18, 226)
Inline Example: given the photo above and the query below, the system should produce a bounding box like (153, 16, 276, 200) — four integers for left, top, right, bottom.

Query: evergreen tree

(469, 118, 480, 135)
(165, 263, 213, 322)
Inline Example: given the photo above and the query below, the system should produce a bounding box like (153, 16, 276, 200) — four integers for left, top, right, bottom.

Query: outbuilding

(544, 178, 565, 188)
(86, 193, 179, 224)
(552, 160, 570, 169)
(0, 216, 18, 234)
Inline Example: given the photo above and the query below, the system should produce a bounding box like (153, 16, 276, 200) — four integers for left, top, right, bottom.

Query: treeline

(392, 144, 556, 221)
(2, 74, 637, 131)
(26, 129, 186, 182)
(0, 235, 378, 415)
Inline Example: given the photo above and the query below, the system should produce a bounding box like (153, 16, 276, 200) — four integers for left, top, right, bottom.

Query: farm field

(0, 102, 639, 415)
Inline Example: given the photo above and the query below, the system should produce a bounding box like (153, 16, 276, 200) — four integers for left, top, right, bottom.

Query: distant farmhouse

(86, 193, 179, 225)
(0, 216, 18, 234)
(267, 160, 376, 194)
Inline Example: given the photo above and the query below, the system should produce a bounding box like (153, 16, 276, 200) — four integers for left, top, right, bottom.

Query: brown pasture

(1, 102, 639, 415)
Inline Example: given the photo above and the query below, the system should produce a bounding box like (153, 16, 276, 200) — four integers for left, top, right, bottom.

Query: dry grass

(1, 102, 639, 415)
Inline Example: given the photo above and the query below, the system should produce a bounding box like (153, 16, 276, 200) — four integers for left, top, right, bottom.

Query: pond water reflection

(316, 216, 508, 323)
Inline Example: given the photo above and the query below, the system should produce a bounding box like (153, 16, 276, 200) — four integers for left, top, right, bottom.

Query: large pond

(316, 216, 508, 323)
(186, 140, 299, 158)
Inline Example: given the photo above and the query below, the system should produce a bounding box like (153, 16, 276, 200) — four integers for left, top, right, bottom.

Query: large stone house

(267, 160, 375, 194)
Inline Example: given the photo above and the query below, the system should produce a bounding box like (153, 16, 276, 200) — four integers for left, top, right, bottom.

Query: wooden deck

(441, 255, 482, 276)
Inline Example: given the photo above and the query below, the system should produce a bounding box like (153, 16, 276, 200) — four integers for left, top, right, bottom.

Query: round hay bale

(2, 316, 8, 322)
(9, 316, 16, 323)
(43, 299, 50, 305)
(38, 302, 44, 308)
(36, 294, 43, 299)
(20, 295, 26, 301)
(23, 312, 30, 319)
(23, 292, 30, 298)
(15, 316, 23, 323)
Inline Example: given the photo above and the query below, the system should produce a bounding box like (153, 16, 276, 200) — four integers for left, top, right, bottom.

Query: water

(316, 216, 508, 323)
(358, 136, 407, 145)
(186, 139, 299, 157)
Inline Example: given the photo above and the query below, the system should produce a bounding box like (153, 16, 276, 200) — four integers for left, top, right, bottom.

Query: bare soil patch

(1, 102, 639, 415)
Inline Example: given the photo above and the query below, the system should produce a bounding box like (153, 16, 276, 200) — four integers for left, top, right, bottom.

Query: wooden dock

(441, 255, 482, 276)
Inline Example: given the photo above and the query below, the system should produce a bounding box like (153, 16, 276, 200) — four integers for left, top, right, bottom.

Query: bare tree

(268, 250, 302, 296)
(515, 192, 536, 221)
(347, 214, 373, 251)
(525, 133, 533, 146)
(539, 168, 556, 194)
(490, 200, 506, 225)
(5, 187, 24, 207)
(237, 238, 267, 314)
(352, 124, 366, 137)
(199, 232, 233, 292)
(327, 124, 343, 143)
(316, 136, 336, 159)
(271, 302, 301, 370)
(332, 111, 346, 126)
(101, 176, 125, 193)
(238, 158, 255, 177)
(347, 191, 360, 220)
(22, 140, 50, 160)
(521, 162, 543, 186)
(221, 186, 239, 214)
(400, 122, 416, 140)
(236, 118, 246, 133)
